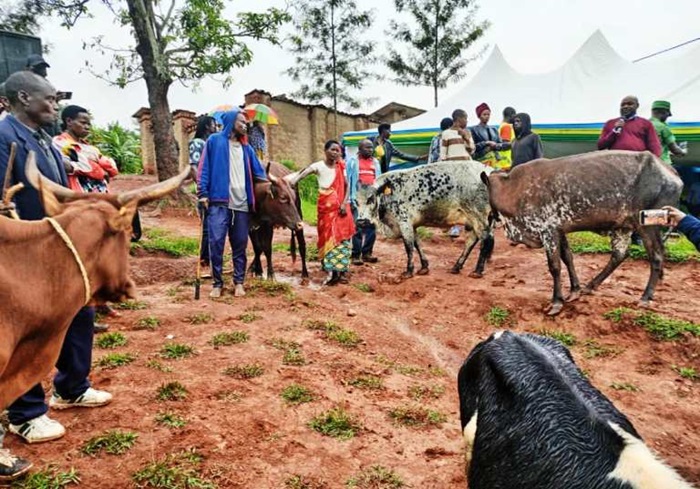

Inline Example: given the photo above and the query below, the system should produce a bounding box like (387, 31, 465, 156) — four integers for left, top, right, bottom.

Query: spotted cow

(481, 150, 683, 315)
(356, 162, 495, 278)
(459, 331, 694, 489)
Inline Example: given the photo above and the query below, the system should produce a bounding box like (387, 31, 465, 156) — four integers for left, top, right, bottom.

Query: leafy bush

(89, 122, 143, 174)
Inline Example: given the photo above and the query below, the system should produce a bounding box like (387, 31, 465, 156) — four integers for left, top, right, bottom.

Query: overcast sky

(37, 0, 700, 127)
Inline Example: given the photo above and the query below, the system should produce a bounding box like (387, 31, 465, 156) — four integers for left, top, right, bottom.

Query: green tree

(0, 0, 88, 34)
(386, 0, 489, 107)
(286, 0, 375, 136)
(89, 122, 143, 174)
(12, 1, 290, 181)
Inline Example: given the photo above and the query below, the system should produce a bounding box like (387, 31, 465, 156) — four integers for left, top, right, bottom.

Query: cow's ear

(378, 181, 394, 196)
(38, 177, 63, 216)
(480, 172, 490, 187)
(109, 200, 138, 233)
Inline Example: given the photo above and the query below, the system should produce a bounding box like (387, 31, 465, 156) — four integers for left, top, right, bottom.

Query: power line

(632, 37, 700, 63)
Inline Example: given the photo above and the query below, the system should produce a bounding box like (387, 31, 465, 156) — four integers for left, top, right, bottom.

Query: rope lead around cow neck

(46, 217, 91, 305)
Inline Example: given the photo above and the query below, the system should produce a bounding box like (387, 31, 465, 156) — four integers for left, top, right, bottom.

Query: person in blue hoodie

(197, 109, 267, 298)
(663, 206, 700, 250)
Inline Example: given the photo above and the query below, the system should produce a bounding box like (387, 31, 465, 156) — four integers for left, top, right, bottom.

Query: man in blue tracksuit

(664, 206, 700, 250)
(197, 109, 267, 298)
(0, 72, 112, 479)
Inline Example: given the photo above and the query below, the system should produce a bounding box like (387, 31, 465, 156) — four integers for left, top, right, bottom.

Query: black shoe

(351, 256, 363, 266)
(0, 448, 32, 482)
(94, 323, 110, 334)
(362, 254, 378, 263)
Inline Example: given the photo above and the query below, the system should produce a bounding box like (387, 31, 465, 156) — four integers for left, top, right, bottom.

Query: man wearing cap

(25, 54, 50, 78)
(650, 100, 687, 164)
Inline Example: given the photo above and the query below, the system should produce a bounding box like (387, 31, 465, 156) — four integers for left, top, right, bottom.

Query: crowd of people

(0, 50, 699, 480)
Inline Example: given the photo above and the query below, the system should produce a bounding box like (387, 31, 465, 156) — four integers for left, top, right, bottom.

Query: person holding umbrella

(244, 103, 278, 161)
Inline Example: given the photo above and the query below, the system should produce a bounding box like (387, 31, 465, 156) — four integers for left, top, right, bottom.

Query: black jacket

(511, 113, 544, 167)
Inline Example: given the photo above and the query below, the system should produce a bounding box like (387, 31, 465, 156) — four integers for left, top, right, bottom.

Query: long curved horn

(25, 151, 83, 201)
(117, 166, 191, 206)
(268, 172, 279, 184)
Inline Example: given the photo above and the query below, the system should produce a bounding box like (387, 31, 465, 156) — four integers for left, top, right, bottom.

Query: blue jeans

(351, 206, 376, 258)
(8, 307, 95, 425)
(208, 205, 250, 287)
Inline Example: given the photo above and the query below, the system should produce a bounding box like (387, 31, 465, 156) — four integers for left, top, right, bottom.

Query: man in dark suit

(0, 72, 113, 465)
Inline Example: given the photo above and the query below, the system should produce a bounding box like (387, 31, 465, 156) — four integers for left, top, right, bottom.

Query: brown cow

(481, 150, 683, 315)
(249, 162, 308, 281)
(0, 154, 189, 410)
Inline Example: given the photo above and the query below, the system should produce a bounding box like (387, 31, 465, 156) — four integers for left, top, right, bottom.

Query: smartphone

(639, 209, 669, 226)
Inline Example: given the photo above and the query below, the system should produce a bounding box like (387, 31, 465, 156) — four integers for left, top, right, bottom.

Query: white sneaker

(209, 287, 222, 298)
(9, 414, 66, 444)
(50, 387, 113, 410)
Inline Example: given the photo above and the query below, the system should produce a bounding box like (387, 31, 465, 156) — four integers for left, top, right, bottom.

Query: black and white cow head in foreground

(458, 331, 694, 489)
(355, 182, 399, 236)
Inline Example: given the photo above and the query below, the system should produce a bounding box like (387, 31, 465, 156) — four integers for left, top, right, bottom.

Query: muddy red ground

(3, 176, 698, 488)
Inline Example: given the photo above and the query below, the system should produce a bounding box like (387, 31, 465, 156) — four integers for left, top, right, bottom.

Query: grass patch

(132, 228, 199, 258)
(633, 312, 700, 340)
(156, 381, 188, 401)
(82, 430, 138, 456)
(305, 319, 361, 348)
(238, 312, 262, 323)
(223, 363, 264, 379)
(210, 330, 249, 347)
(309, 407, 361, 440)
(136, 316, 161, 330)
(568, 231, 699, 262)
(347, 465, 405, 488)
(407, 384, 445, 401)
(388, 405, 446, 428)
(146, 359, 173, 372)
(538, 329, 577, 347)
(610, 382, 640, 392)
(583, 339, 623, 359)
(115, 299, 148, 310)
(155, 411, 187, 429)
(603, 308, 700, 340)
(348, 375, 384, 391)
(185, 312, 213, 325)
(415, 227, 433, 240)
(485, 306, 512, 327)
(306, 243, 320, 261)
(269, 338, 306, 366)
(353, 283, 373, 293)
(247, 278, 293, 297)
(673, 365, 698, 381)
(160, 343, 196, 360)
(132, 448, 214, 489)
(284, 475, 326, 489)
(281, 384, 315, 405)
(376, 355, 424, 376)
(95, 352, 136, 369)
(11, 467, 80, 488)
(95, 332, 127, 349)
(273, 242, 292, 253)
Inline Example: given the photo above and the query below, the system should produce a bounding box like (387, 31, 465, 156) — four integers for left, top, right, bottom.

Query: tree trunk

(433, 0, 439, 107)
(126, 0, 179, 181)
(330, 2, 338, 137)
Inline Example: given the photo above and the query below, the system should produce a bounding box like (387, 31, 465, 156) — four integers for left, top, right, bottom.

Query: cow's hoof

(450, 267, 461, 275)
(417, 268, 430, 276)
(300, 278, 309, 286)
(565, 289, 582, 302)
(638, 298, 652, 309)
(468, 271, 483, 279)
(401, 271, 414, 279)
(266, 275, 276, 282)
(546, 302, 564, 316)
(581, 285, 594, 296)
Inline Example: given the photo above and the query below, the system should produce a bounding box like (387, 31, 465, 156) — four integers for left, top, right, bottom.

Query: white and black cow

(458, 331, 694, 489)
(356, 162, 495, 278)
(482, 150, 684, 315)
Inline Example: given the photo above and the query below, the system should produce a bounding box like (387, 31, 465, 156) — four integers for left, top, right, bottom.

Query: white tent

(344, 30, 700, 164)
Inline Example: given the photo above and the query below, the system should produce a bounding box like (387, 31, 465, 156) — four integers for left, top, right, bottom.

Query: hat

(651, 100, 672, 116)
(26, 54, 50, 69)
(476, 102, 490, 118)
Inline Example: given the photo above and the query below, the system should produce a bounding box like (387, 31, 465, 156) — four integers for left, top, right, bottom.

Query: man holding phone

(663, 206, 700, 250)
